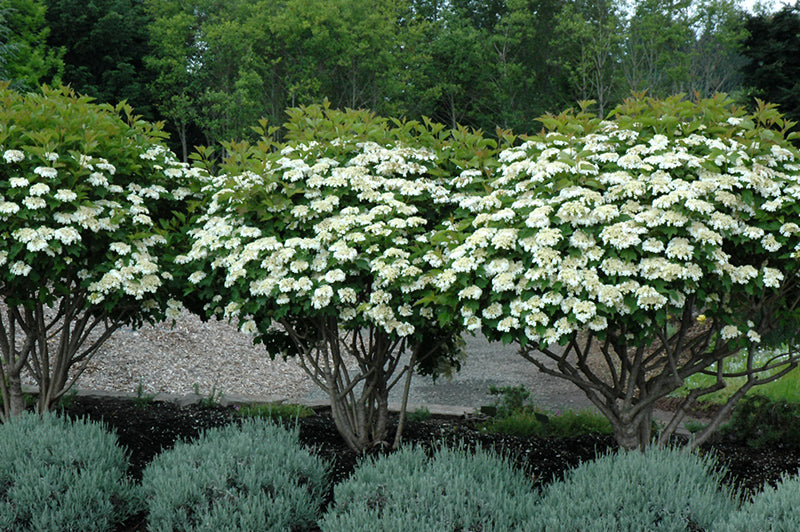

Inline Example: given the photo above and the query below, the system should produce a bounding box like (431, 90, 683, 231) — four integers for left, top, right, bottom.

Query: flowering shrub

(439, 94, 800, 449)
(179, 105, 496, 451)
(0, 85, 197, 419)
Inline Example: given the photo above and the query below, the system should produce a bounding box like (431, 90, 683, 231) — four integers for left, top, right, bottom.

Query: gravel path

(72, 310, 596, 414)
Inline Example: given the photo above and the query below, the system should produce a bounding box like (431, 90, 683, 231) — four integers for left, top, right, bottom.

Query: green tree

(45, 0, 153, 116)
(741, 3, 800, 125)
(178, 106, 492, 452)
(621, 0, 695, 97)
(689, 0, 748, 98)
(1, 0, 62, 90)
(440, 95, 800, 450)
(493, 0, 573, 129)
(552, 0, 623, 116)
(0, 85, 194, 419)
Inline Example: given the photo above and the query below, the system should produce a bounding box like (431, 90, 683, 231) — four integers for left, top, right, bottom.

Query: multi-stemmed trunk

(0, 293, 130, 421)
(282, 316, 421, 453)
(519, 309, 800, 451)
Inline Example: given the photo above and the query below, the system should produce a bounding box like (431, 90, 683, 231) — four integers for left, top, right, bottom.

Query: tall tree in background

(482, 0, 572, 132)
(420, 3, 494, 129)
(741, 3, 800, 125)
(689, 0, 748, 98)
(621, 0, 694, 97)
(552, 0, 623, 116)
(1, 0, 62, 90)
(146, 0, 413, 154)
(45, 0, 153, 116)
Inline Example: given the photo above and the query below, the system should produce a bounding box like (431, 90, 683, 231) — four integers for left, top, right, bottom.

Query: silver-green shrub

(526, 446, 736, 532)
(715, 471, 800, 531)
(320, 445, 538, 531)
(0, 411, 139, 531)
(141, 418, 329, 532)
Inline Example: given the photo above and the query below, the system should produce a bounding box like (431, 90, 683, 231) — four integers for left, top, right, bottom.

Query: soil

(59, 394, 800, 532)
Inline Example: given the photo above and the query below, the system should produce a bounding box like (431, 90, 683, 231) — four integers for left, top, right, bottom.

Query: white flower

(464, 315, 481, 331)
(0, 201, 20, 215)
(54, 189, 78, 202)
(29, 183, 50, 196)
(642, 238, 665, 253)
(110, 242, 132, 255)
(54, 227, 81, 245)
(720, 325, 740, 340)
(240, 320, 258, 335)
(10, 261, 32, 277)
(338, 287, 357, 304)
(599, 221, 645, 249)
(311, 285, 334, 309)
(9, 177, 28, 187)
(324, 269, 346, 283)
(635, 285, 668, 310)
(572, 300, 597, 323)
(483, 302, 503, 320)
(458, 286, 482, 300)
(761, 234, 781, 252)
(396, 322, 415, 336)
(22, 197, 46, 209)
(762, 267, 783, 288)
(780, 222, 800, 237)
(665, 238, 694, 261)
(747, 330, 761, 343)
(3, 149, 24, 163)
(497, 316, 519, 332)
(33, 166, 57, 179)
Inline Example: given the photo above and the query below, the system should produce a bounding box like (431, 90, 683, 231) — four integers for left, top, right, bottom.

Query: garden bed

(59, 395, 800, 531)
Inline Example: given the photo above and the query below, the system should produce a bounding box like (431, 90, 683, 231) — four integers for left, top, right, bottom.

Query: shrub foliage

(321, 445, 538, 531)
(0, 412, 139, 532)
(141, 418, 329, 532)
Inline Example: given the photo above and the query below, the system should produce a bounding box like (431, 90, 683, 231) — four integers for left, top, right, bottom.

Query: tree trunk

(5, 371, 26, 418)
(611, 408, 653, 451)
(327, 380, 391, 453)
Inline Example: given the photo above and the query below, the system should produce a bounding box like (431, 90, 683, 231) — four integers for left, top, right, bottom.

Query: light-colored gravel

(73, 310, 315, 402)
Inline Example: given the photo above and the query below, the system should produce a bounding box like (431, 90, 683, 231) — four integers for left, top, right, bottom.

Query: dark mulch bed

(59, 395, 800, 531)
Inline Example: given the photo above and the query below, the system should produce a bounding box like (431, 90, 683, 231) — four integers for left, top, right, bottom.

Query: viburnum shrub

(0, 84, 198, 419)
(438, 94, 800, 450)
(179, 104, 497, 452)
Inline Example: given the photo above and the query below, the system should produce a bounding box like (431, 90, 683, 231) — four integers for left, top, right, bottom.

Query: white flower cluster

(1, 145, 196, 306)
(181, 140, 450, 337)
(440, 119, 800, 347)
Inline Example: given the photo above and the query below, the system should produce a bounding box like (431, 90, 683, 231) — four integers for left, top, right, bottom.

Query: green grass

(671, 348, 800, 405)
(236, 402, 316, 420)
(479, 407, 613, 438)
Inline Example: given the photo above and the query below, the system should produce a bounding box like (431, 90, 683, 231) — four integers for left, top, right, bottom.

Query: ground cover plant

(320, 445, 539, 531)
(141, 418, 329, 532)
(527, 446, 737, 531)
(438, 94, 800, 449)
(479, 384, 613, 437)
(0, 411, 139, 531)
(0, 84, 197, 419)
(53, 395, 800, 531)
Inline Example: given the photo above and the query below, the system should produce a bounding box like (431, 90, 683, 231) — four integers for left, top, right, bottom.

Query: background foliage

(0, 0, 794, 157)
